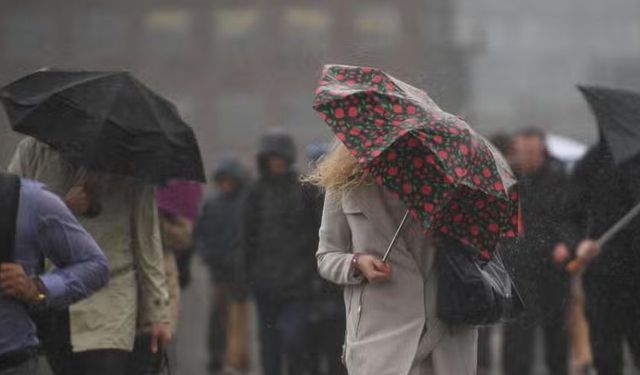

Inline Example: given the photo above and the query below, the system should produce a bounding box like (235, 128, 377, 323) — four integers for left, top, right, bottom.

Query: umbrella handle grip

(565, 257, 588, 274)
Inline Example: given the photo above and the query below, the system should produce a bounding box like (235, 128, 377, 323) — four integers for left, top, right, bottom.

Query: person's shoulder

(16, 137, 51, 155)
(21, 179, 69, 216)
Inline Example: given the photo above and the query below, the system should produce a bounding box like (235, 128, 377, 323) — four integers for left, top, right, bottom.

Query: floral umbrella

(313, 64, 519, 260)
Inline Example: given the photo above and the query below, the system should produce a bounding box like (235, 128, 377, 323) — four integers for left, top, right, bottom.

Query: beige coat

(9, 138, 170, 352)
(317, 185, 477, 375)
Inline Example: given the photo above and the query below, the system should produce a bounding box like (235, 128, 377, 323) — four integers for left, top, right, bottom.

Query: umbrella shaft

(382, 210, 410, 262)
(597, 201, 640, 247)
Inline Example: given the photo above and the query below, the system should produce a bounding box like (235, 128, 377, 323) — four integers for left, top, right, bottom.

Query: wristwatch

(30, 276, 47, 304)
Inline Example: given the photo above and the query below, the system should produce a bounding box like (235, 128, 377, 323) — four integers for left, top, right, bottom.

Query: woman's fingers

(356, 254, 392, 283)
(369, 271, 391, 283)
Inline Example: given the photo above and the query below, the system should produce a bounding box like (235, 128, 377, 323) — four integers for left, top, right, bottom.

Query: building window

(73, 9, 126, 61)
(213, 7, 261, 63)
(216, 93, 265, 146)
(353, 4, 402, 51)
(214, 8, 260, 39)
(143, 9, 193, 58)
(281, 7, 331, 61)
(1, 10, 52, 60)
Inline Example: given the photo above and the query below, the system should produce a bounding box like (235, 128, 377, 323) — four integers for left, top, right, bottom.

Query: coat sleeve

(132, 184, 171, 326)
(316, 190, 364, 286)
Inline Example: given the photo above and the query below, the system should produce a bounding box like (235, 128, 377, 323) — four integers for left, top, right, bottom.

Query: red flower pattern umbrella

(313, 64, 519, 260)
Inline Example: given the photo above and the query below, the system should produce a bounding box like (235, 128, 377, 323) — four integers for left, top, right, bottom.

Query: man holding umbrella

(2, 70, 205, 375)
(566, 85, 640, 375)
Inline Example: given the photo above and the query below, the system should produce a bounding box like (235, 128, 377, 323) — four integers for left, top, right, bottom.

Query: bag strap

(0, 172, 21, 263)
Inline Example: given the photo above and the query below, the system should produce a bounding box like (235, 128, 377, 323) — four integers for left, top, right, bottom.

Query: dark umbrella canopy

(578, 85, 640, 164)
(1, 69, 205, 184)
(314, 64, 519, 260)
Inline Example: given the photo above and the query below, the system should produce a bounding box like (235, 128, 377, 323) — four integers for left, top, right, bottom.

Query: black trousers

(207, 283, 230, 373)
(584, 284, 640, 375)
(71, 336, 165, 375)
(71, 350, 129, 375)
(308, 317, 347, 375)
(503, 300, 569, 375)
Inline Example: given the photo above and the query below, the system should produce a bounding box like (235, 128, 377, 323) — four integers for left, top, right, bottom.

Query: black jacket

(567, 144, 640, 289)
(517, 157, 571, 267)
(503, 157, 571, 309)
(239, 131, 322, 300)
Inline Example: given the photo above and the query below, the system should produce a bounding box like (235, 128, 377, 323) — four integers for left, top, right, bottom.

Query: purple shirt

(0, 179, 109, 356)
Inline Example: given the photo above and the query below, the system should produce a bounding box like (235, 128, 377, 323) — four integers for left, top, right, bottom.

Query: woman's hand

(356, 254, 391, 283)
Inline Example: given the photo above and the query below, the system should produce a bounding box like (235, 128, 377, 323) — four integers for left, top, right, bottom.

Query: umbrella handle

(566, 201, 640, 274)
(566, 258, 587, 274)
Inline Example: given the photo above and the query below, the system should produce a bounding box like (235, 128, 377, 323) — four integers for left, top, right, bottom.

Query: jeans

(255, 294, 311, 375)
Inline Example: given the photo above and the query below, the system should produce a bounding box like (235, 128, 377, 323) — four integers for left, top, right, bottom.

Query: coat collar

(344, 184, 410, 253)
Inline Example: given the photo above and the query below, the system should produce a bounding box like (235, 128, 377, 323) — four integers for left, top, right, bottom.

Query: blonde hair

(305, 140, 367, 192)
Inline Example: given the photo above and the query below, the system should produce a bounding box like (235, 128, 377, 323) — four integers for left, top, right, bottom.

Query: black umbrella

(578, 85, 640, 164)
(1, 69, 205, 184)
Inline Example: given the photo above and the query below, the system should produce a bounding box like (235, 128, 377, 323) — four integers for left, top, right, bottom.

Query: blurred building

(0, 0, 471, 172)
(456, 0, 640, 142)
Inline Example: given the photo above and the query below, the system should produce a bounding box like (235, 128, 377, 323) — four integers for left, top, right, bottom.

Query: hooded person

(195, 155, 248, 374)
(238, 129, 322, 375)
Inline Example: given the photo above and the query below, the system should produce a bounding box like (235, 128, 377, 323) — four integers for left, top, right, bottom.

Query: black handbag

(435, 238, 524, 325)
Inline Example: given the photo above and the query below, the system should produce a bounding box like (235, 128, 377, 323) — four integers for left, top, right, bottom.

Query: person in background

(0, 170, 109, 375)
(566, 141, 640, 375)
(502, 127, 571, 375)
(9, 138, 172, 375)
(304, 142, 347, 375)
(239, 130, 320, 375)
(195, 155, 249, 375)
(474, 132, 514, 375)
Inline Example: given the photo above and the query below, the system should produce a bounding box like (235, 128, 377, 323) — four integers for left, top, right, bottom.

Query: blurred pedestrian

(501, 127, 571, 375)
(304, 143, 347, 375)
(195, 155, 249, 374)
(0, 170, 109, 375)
(8, 138, 172, 375)
(311, 142, 478, 375)
(238, 130, 320, 375)
(474, 132, 514, 375)
(566, 141, 640, 375)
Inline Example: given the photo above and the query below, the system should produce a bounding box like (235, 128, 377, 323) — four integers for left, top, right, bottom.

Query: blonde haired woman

(310, 142, 478, 375)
